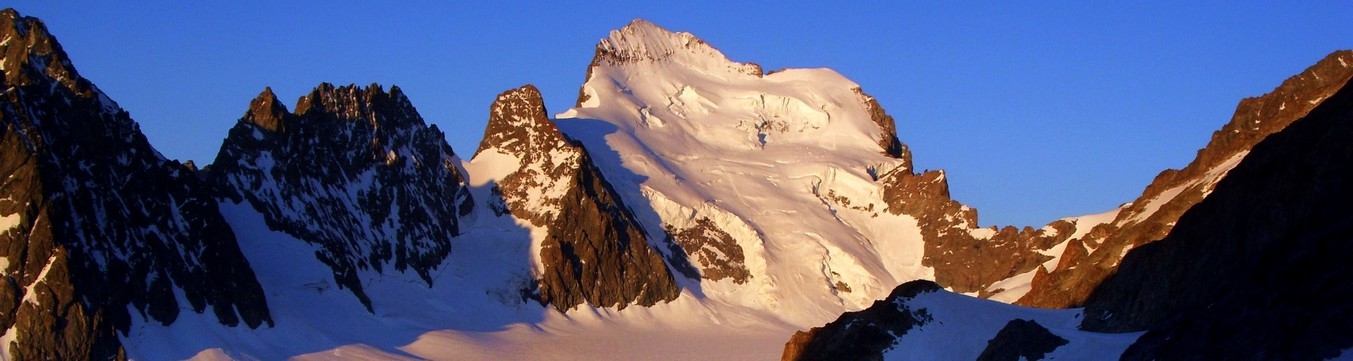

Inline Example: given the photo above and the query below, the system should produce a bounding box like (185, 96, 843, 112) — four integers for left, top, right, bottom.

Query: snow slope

(120, 190, 798, 360)
(881, 291, 1142, 360)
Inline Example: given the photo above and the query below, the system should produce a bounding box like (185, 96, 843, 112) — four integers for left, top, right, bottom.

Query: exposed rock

(879, 169, 1073, 294)
(210, 82, 473, 312)
(0, 9, 270, 359)
(665, 218, 751, 284)
(1078, 64, 1353, 359)
(1018, 50, 1353, 309)
(853, 87, 910, 160)
(975, 319, 1068, 361)
(477, 85, 679, 311)
(781, 280, 941, 361)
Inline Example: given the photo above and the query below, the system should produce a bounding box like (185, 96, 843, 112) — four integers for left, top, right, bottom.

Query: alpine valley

(0, 8, 1350, 360)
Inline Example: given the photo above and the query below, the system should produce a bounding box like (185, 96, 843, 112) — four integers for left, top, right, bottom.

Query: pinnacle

(244, 86, 291, 133)
(474, 84, 563, 158)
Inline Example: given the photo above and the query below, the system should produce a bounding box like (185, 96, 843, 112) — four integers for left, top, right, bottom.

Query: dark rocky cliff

(0, 9, 270, 360)
(1078, 57, 1353, 360)
(1019, 50, 1353, 308)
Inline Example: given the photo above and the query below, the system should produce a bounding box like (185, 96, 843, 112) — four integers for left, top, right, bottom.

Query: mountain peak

(475, 84, 569, 159)
(213, 81, 472, 313)
(0, 8, 89, 96)
(592, 19, 762, 77)
(0, 9, 273, 358)
(296, 82, 393, 116)
(244, 87, 291, 132)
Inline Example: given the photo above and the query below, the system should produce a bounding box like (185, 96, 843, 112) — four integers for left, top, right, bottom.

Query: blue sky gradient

(13, 2, 1352, 227)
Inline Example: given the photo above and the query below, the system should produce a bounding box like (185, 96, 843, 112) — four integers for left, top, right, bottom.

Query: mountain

(208, 83, 474, 312)
(0, 9, 269, 360)
(782, 50, 1353, 360)
(555, 19, 934, 324)
(554, 18, 1117, 323)
(1079, 57, 1353, 359)
(896, 50, 1353, 305)
(469, 84, 678, 311)
(1012, 50, 1353, 308)
(3, 8, 1351, 359)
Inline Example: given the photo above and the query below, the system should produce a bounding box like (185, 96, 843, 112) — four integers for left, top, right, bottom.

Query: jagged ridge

(1079, 63, 1353, 359)
(1017, 50, 1353, 308)
(209, 82, 473, 312)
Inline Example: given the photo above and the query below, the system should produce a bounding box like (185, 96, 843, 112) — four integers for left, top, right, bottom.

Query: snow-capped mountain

(552, 19, 1090, 323)
(208, 83, 474, 312)
(555, 19, 932, 323)
(0, 10, 269, 360)
(3, 7, 1352, 359)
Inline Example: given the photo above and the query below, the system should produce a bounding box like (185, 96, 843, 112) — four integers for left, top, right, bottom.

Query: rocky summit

(209, 83, 474, 312)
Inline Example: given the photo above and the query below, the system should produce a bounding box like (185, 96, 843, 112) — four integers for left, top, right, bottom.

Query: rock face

(1017, 50, 1353, 308)
(474, 85, 679, 311)
(878, 168, 1075, 295)
(855, 87, 910, 160)
(664, 218, 750, 284)
(0, 9, 270, 360)
(1078, 62, 1353, 360)
(209, 83, 473, 312)
(780, 280, 941, 361)
(975, 319, 1068, 361)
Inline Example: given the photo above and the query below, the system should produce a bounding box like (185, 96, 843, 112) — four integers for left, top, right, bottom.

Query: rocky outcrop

(857, 91, 1075, 295)
(664, 218, 751, 284)
(1077, 63, 1353, 359)
(781, 280, 941, 361)
(209, 83, 473, 312)
(854, 87, 910, 160)
(975, 319, 1068, 361)
(878, 168, 1075, 295)
(1017, 50, 1353, 308)
(0, 9, 270, 360)
(476, 85, 679, 311)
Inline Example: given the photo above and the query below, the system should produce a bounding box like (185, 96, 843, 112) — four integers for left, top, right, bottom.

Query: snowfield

(882, 290, 1142, 360)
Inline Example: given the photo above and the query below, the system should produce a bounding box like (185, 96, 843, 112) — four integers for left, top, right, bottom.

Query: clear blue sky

(13, 2, 1352, 227)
